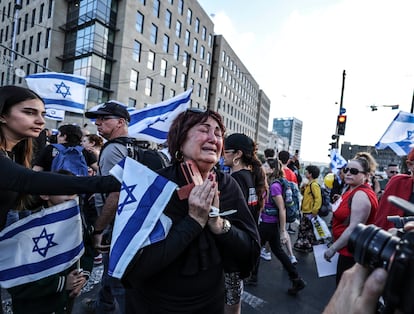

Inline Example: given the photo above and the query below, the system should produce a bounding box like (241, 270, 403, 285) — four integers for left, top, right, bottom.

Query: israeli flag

(330, 149, 347, 174)
(0, 199, 84, 288)
(108, 157, 177, 279)
(128, 89, 192, 143)
(375, 111, 414, 156)
(45, 108, 65, 121)
(25, 72, 87, 114)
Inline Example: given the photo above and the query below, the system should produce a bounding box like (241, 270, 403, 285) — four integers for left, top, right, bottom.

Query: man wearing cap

(374, 149, 414, 230)
(82, 102, 131, 313)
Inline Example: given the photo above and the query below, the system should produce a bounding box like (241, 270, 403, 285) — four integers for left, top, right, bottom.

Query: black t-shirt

(231, 169, 260, 222)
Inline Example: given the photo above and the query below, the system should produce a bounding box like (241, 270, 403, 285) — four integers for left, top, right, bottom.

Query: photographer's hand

(323, 264, 387, 314)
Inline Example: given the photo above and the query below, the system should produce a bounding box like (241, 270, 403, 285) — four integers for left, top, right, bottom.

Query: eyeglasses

(95, 115, 121, 121)
(343, 167, 366, 175)
(389, 170, 399, 174)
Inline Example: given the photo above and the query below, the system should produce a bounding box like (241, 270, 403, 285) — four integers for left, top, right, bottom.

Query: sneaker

(94, 253, 103, 265)
(81, 298, 97, 313)
(289, 255, 298, 265)
(244, 275, 258, 287)
(293, 244, 313, 253)
(260, 247, 271, 261)
(287, 278, 306, 295)
(287, 224, 296, 234)
(287, 227, 296, 234)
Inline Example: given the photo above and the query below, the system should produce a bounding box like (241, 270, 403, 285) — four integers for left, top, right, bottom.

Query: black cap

(85, 102, 130, 122)
(225, 133, 254, 154)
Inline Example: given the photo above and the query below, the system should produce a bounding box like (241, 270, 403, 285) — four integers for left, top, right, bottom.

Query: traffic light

(337, 115, 347, 135)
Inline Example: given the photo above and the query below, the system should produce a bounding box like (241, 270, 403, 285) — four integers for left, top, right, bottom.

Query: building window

(36, 32, 41, 52)
(200, 45, 204, 59)
(130, 69, 139, 90)
(159, 84, 165, 101)
(165, 9, 171, 28)
(43, 57, 48, 70)
(153, 0, 160, 18)
(173, 43, 179, 61)
(24, 13, 28, 31)
(160, 59, 167, 77)
(128, 98, 136, 108)
(31, 9, 36, 27)
(22, 39, 26, 55)
(193, 38, 198, 53)
(150, 24, 158, 44)
(17, 18, 21, 35)
(202, 26, 206, 40)
(195, 18, 200, 33)
(180, 73, 186, 88)
(47, 0, 53, 19)
(190, 58, 196, 73)
(45, 28, 50, 48)
(178, 0, 183, 15)
(204, 69, 209, 83)
(133, 40, 141, 62)
(136, 11, 144, 33)
(182, 51, 188, 66)
(163, 34, 169, 53)
(206, 52, 211, 65)
(39, 3, 44, 23)
(198, 64, 203, 78)
(147, 51, 155, 70)
(186, 8, 192, 24)
(175, 20, 181, 38)
(208, 34, 213, 47)
(171, 66, 177, 83)
(145, 77, 153, 96)
(139, 0, 146, 4)
(184, 30, 190, 46)
(170, 89, 176, 98)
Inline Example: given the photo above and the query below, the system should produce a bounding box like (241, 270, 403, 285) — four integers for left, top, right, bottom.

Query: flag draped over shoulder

(25, 72, 87, 114)
(108, 157, 177, 279)
(330, 149, 347, 174)
(375, 111, 414, 156)
(0, 199, 84, 288)
(127, 89, 192, 143)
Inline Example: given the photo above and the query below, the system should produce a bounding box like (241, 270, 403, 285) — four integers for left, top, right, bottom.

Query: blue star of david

(32, 227, 58, 258)
(55, 81, 71, 98)
(118, 182, 137, 214)
(147, 116, 168, 128)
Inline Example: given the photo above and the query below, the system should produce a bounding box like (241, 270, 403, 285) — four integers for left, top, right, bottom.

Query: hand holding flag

(108, 157, 177, 279)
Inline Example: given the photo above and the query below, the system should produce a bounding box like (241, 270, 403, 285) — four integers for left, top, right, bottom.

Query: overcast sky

(198, 0, 414, 163)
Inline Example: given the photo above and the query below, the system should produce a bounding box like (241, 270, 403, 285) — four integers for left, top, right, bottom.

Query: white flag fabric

(45, 108, 65, 121)
(330, 149, 347, 174)
(25, 72, 87, 114)
(375, 111, 414, 156)
(108, 157, 177, 279)
(127, 89, 192, 143)
(0, 199, 84, 288)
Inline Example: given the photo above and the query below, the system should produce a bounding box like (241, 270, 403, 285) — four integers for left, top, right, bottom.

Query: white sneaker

(290, 255, 298, 265)
(260, 247, 271, 261)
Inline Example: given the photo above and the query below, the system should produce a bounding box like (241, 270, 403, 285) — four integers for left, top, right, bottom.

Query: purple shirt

(261, 181, 283, 223)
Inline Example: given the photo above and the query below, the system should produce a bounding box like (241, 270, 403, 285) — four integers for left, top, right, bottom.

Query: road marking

(242, 291, 266, 309)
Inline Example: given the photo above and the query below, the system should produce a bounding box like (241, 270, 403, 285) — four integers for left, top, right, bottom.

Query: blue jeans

(96, 252, 126, 314)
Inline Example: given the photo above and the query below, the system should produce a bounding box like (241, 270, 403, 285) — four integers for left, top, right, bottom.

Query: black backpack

(101, 137, 170, 172)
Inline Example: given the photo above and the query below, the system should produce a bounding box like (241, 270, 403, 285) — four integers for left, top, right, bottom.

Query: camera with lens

(349, 218, 414, 314)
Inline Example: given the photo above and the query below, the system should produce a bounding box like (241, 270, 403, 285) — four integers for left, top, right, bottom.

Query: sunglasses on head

(343, 167, 365, 175)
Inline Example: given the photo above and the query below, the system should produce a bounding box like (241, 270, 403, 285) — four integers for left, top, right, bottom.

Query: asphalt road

(2, 232, 337, 314)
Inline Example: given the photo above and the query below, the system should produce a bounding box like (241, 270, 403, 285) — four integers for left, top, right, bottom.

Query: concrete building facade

(0, 0, 272, 149)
